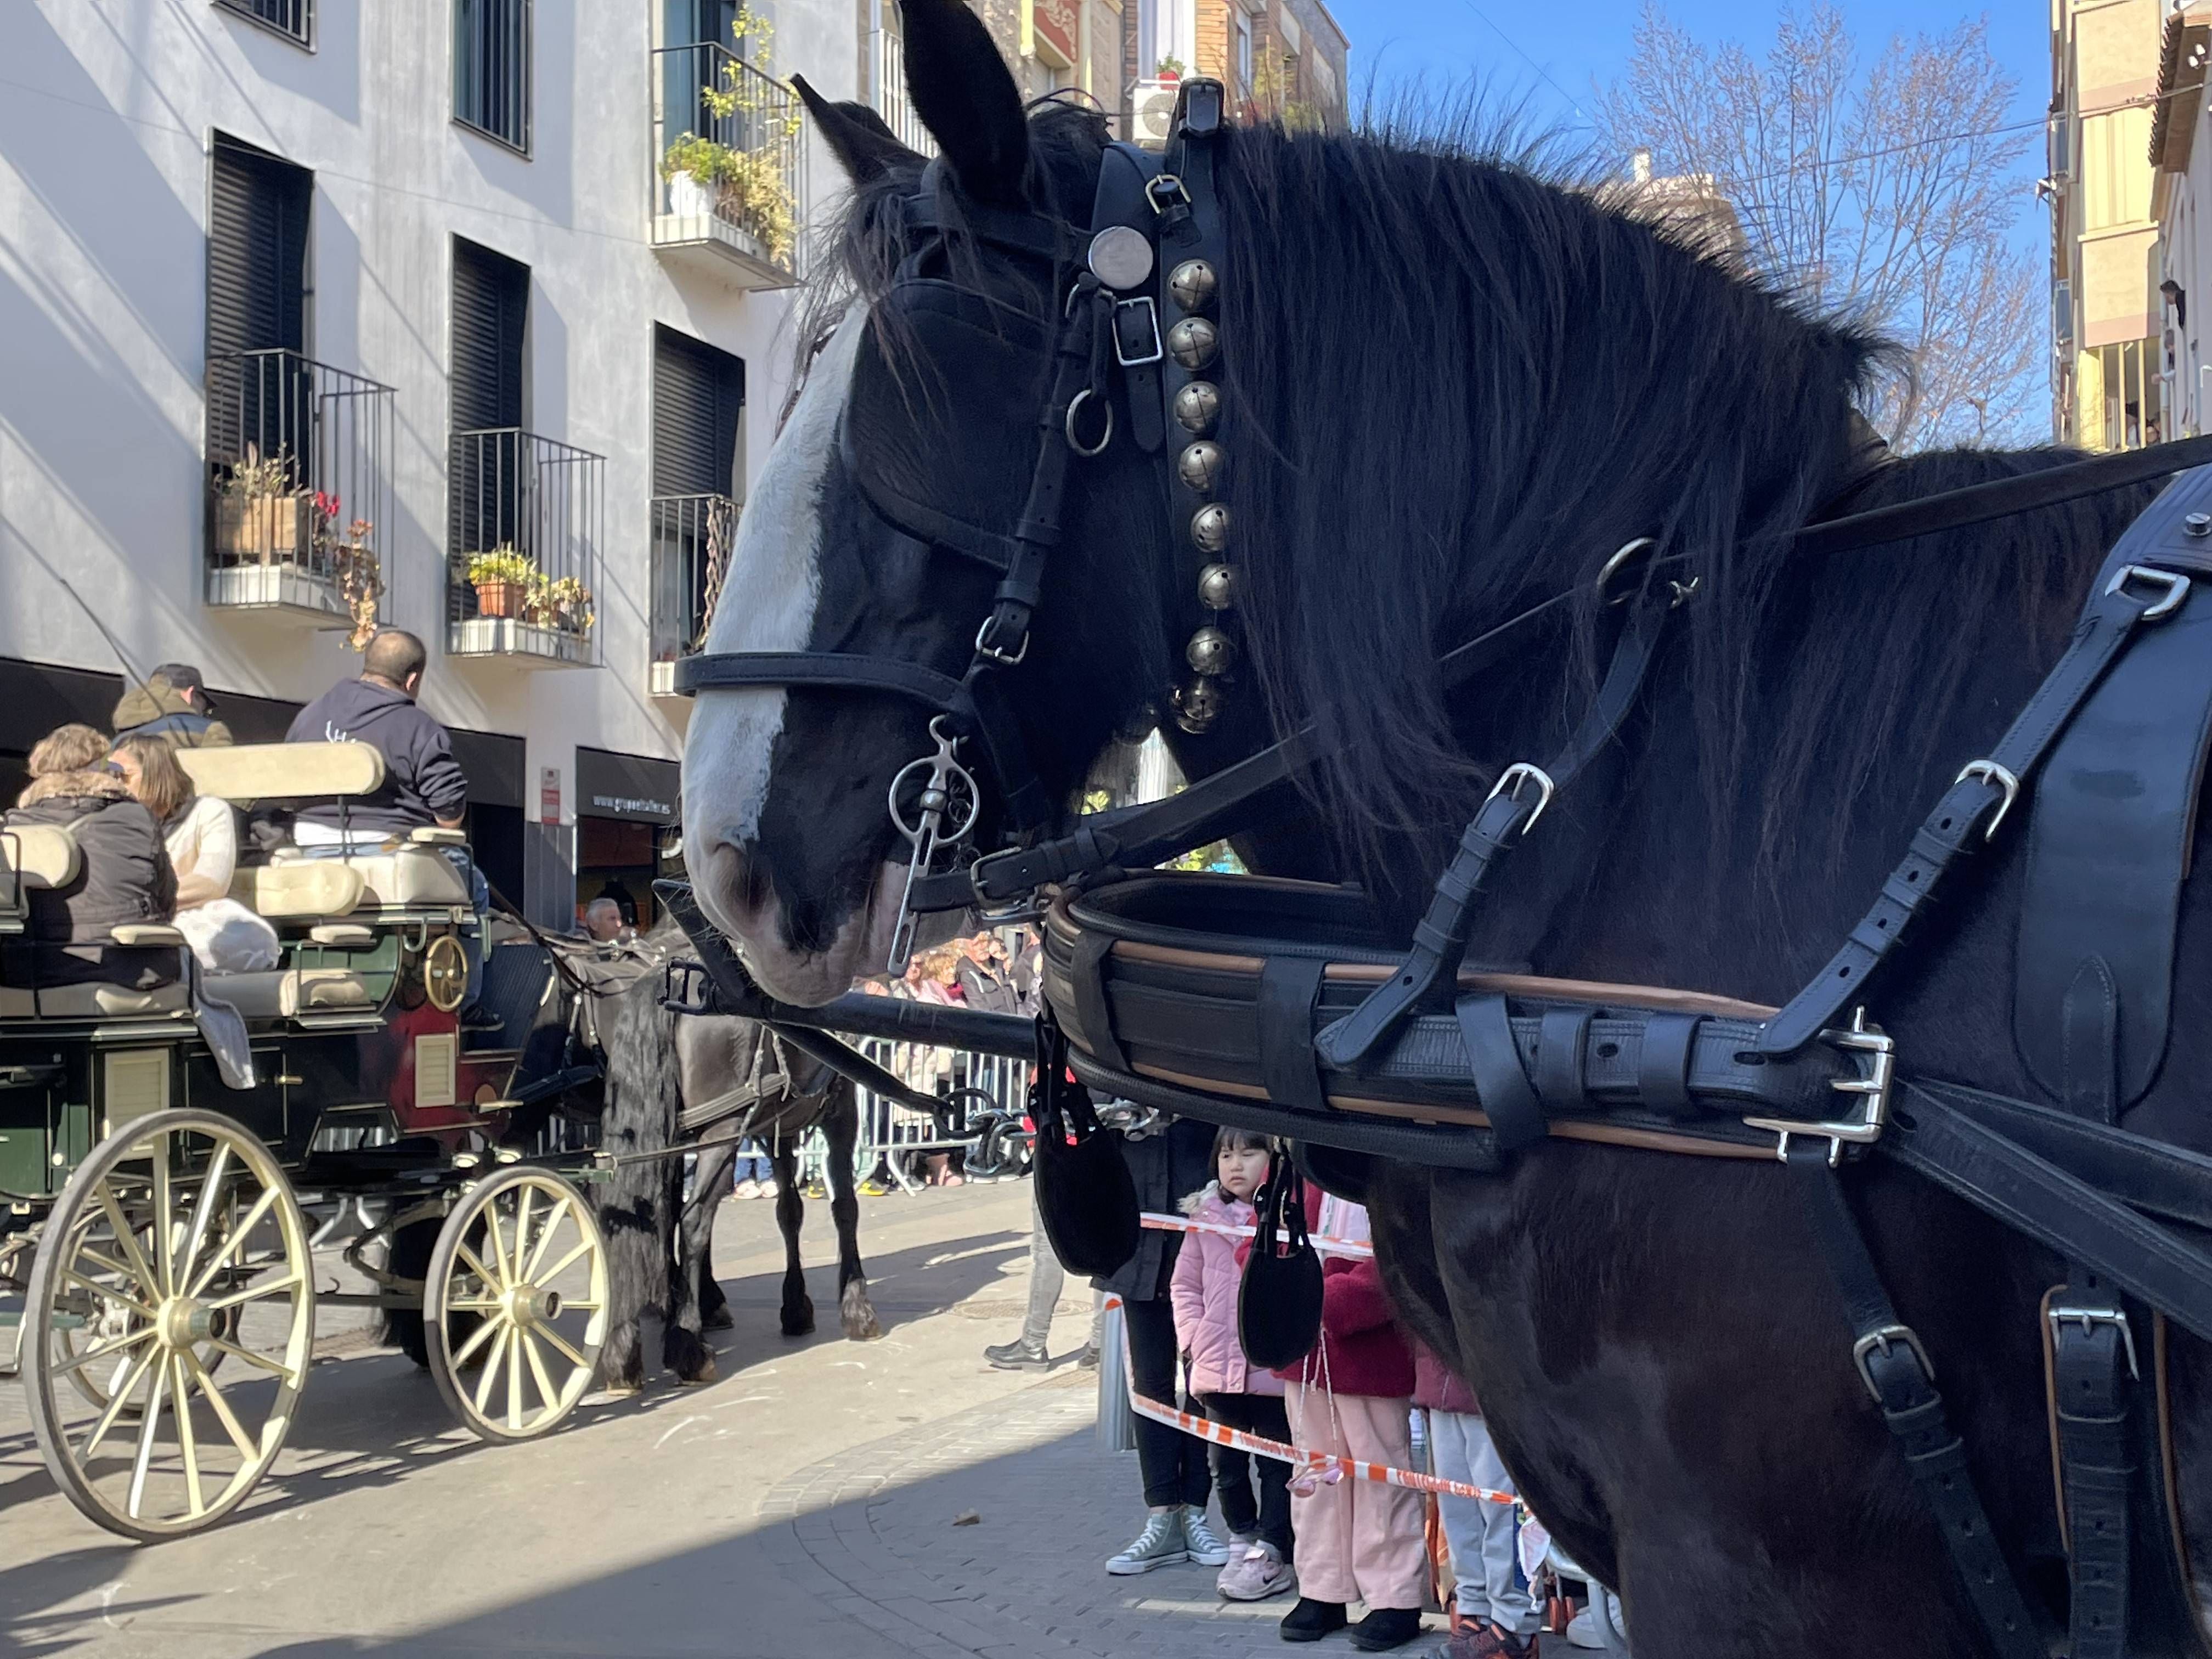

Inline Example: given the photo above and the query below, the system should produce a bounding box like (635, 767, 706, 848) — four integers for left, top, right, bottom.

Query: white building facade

(0, 0, 862, 926)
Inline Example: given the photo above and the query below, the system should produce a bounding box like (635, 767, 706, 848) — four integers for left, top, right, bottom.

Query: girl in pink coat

(1171, 1128, 1297, 1602)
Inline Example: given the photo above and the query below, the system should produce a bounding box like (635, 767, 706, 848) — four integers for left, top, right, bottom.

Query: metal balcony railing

(447, 429, 605, 667)
(216, 0, 313, 47)
(865, 23, 934, 156)
(647, 492, 737, 696)
(651, 40, 803, 289)
(204, 350, 393, 634)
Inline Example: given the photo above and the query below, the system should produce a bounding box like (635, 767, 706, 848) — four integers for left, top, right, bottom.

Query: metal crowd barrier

(781, 1037, 1032, 1193)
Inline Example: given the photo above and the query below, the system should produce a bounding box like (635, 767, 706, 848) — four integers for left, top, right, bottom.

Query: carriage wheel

(424, 1167, 606, 1442)
(25, 1109, 315, 1540)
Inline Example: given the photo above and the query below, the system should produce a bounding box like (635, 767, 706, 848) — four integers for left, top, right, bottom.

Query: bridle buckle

(1851, 1322, 1935, 1401)
(2047, 1301, 2140, 1380)
(1743, 1007, 1894, 1166)
(973, 616, 1030, 667)
(2106, 563, 2191, 622)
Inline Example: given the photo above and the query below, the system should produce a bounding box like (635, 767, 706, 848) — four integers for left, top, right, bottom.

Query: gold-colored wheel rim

(423, 933, 469, 1013)
(26, 1110, 315, 1540)
(426, 1169, 606, 1441)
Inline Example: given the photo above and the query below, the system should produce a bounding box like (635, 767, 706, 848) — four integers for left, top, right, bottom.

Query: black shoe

(1075, 1344, 1100, 1371)
(984, 1337, 1049, 1371)
(1280, 1598, 1348, 1643)
(459, 1007, 507, 1032)
(1347, 1608, 1424, 1651)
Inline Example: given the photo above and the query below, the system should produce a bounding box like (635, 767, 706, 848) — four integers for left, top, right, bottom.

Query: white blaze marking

(682, 305, 866, 876)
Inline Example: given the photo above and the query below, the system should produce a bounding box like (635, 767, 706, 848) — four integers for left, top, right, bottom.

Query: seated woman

(5, 725, 177, 988)
(112, 736, 279, 974)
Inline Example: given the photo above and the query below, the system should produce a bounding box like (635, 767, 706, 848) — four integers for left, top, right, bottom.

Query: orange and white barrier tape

(1099, 1296, 1513, 1505)
(1138, 1209, 1376, 1259)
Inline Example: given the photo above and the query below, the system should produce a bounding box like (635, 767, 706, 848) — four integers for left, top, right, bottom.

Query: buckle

(1483, 762, 1555, 832)
(2049, 1301, 2140, 1380)
(1146, 174, 1192, 216)
(1744, 1007, 1894, 1165)
(2106, 563, 2191, 622)
(1852, 1323, 1936, 1402)
(1113, 296, 1164, 367)
(974, 614, 1030, 667)
(1953, 759, 2021, 840)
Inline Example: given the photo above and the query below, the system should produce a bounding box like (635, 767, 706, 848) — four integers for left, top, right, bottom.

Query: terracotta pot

(473, 579, 524, 619)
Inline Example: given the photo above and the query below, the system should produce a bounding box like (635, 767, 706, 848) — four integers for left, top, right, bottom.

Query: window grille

(455, 0, 532, 154)
(216, 0, 313, 48)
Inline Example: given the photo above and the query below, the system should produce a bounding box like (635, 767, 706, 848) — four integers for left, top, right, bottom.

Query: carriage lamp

(1170, 259, 1218, 312)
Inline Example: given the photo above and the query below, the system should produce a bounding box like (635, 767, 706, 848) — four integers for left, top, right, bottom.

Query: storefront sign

(539, 766, 561, 825)
(574, 746, 682, 825)
(1030, 0, 1079, 68)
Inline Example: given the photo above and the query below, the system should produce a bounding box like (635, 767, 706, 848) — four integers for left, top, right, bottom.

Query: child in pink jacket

(1171, 1128, 1297, 1602)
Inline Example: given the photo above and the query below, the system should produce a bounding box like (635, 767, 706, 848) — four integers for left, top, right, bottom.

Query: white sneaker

(1180, 1509, 1232, 1567)
(1106, 1510, 1189, 1575)
(1217, 1540, 1296, 1601)
(731, 1178, 759, 1200)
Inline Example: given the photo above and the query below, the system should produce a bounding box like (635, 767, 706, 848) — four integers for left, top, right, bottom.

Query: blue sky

(1321, 2, 2050, 150)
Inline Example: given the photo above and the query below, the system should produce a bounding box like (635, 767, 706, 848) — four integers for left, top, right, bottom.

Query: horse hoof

(781, 1316, 817, 1338)
(680, 1356, 720, 1386)
(841, 1285, 883, 1341)
(704, 1306, 735, 1332)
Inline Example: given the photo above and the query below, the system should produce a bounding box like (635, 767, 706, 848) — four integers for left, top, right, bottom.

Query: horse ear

(792, 74, 920, 185)
(900, 0, 1029, 207)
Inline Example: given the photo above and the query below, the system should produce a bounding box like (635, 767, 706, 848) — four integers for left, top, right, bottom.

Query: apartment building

(0, 0, 860, 928)
(1127, 0, 1348, 134)
(2050, 0, 2163, 448)
(2151, 2, 2212, 437)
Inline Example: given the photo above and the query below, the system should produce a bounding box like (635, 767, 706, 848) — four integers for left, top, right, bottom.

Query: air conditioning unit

(1131, 78, 1180, 150)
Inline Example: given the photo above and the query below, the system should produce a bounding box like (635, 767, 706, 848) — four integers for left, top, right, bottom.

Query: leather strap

(1071, 927, 1127, 1073)
(1535, 1006, 1593, 1113)
(1637, 1011, 1698, 1119)
(1791, 1149, 2046, 1659)
(1455, 993, 1545, 1152)
(2015, 548, 2212, 1110)
(1258, 955, 1328, 1113)
(1316, 599, 1670, 1068)
(1760, 564, 2185, 1057)
(1089, 142, 1166, 454)
(2051, 1267, 2136, 1659)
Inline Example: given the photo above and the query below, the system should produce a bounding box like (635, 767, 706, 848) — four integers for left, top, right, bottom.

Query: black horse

(596, 941, 881, 1389)
(675, 4, 2212, 1654)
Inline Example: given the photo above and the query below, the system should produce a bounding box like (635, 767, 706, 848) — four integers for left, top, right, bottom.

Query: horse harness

(668, 78, 2212, 1657)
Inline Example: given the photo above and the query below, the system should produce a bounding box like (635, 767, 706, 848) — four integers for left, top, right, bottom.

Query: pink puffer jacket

(1169, 1184, 1284, 1397)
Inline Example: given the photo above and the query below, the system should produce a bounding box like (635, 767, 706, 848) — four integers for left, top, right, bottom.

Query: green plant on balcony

(466, 545, 540, 620)
(542, 575, 596, 636)
(659, 5, 800, 265)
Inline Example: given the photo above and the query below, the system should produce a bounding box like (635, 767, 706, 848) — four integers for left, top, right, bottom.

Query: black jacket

(5, 776, 178, 987)
(287, 678, 469, 832)
(1094, 1115, 1215, 1302)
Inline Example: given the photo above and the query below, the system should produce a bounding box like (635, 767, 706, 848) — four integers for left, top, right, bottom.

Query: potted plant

(332, 520, 381, 650)
(466, 547, 538, 619)
(213, 445, 309, 563)
(546, 575, 596, 636)
(657, 7, 802, 266)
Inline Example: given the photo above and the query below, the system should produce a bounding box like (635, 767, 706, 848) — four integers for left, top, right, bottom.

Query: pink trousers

(1284, 1383, 1429, 1611)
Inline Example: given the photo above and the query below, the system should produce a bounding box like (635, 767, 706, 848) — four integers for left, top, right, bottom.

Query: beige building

(861, 1, 1126, 146)
(2050, 0, 2164, 449)
(2150, 3, 2212, 436)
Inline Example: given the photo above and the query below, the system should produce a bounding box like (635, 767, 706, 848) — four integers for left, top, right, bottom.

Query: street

(0, 1180, 1307, 1658)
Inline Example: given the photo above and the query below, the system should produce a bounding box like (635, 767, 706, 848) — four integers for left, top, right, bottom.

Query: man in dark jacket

(112, 663, 233, 749)
(5, 769, 177, 987)
(286, 630, 468, 837)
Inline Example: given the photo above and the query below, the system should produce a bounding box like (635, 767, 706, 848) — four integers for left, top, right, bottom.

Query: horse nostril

(697, 838, 773, 938)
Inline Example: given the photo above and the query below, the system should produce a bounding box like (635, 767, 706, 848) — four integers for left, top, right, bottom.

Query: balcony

(647, 492, 737, 698)
(204, 352, 394, 639)
(447, 430, 605, 668)
(650, 41, 803, 291)
(865, 21, 935, 155)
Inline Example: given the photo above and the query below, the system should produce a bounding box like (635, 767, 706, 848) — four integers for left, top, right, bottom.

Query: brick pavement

(757, 1368, 1449, 1659)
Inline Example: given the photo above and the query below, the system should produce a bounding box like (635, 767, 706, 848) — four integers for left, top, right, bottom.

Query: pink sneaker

(1216, 1541, 1296, 1602)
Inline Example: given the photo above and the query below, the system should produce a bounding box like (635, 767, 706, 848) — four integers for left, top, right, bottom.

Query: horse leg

(663, 1142, 736, 1385)
(822, 1084, 881, 1340)
(776, 1142, 815, 1336)
(595, 973, 681, 1395)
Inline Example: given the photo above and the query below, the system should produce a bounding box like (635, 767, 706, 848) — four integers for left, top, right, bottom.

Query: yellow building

(2051, 0, 2163, 449)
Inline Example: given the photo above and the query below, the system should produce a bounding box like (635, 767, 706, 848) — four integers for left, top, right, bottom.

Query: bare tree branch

(1595, 2, 2038, 449)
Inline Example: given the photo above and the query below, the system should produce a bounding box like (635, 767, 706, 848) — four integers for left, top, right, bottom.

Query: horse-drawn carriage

(0, 741, 613, 1539)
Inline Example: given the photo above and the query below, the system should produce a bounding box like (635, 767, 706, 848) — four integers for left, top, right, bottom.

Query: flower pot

(215, 494, 311, 563)
(668, 169, 716, 218)
(473, 579, 525, 619)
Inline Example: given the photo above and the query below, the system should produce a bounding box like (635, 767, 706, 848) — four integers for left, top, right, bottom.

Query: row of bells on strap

(1164, 260, 1235, 735)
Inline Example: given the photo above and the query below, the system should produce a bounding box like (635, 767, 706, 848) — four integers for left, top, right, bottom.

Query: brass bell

(1197, 562, 1238, 610)
(1173, 381, 1221, 435)
(1173, 678, 1224, 733)
(1190, 503, 1231, 554)
(1167, 317, 1219, 371)
(1186, 626, 1237, 676)
(1177, 441, 1224, 494)
(1169, 259, 1218, 313)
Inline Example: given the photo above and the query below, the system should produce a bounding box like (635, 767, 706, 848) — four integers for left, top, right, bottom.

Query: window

(450, 238, 529, 552)
(1234, 12, 1252, 92)
(455, 0, 532, 154)
(2080, 339, 2153, 451)
(216, 0, 313, 48)
(651, 328, 744, 499)
(206, 134, 313, 466)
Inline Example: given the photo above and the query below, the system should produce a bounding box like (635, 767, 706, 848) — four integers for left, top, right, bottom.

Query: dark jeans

(1123, 1295, 1210, 1509)
(1203, 1391, 1294, 1558)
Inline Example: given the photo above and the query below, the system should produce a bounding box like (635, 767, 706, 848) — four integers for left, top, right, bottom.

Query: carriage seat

(207, 966, 376, 1020)
(178, 740, 385, 803)
(0, 826, 189, 1018)
(229, 860, 366, 922)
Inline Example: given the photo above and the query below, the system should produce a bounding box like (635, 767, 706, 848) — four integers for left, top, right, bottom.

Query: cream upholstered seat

(5, 824, 83, 890)
(207, 967, 376, 1020)
(231, 861, 366, 920)
(0, 979, 193, 1020)
(178, 741, 386, 803)
(331, 847, 472, 910)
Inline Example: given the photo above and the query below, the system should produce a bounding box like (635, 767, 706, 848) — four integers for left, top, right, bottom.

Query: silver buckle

(1483, 762, 1555, 832)
(1146, 174, 1190, 216)
(2106, 563, 2191, 622)
(1852, 1323, 1935, 1401)
(1113, 296, 1164, 367)
(973, 616, 1029, 667)
(1954, 759, 2021, 840)
(2048, 1301, 2140, 1380)
(1744, 1007, 1895, 1166)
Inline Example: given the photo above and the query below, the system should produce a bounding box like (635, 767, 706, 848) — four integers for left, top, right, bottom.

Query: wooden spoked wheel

(424, 1167, 606, 1441)
(24, 1109, 315, 1540)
